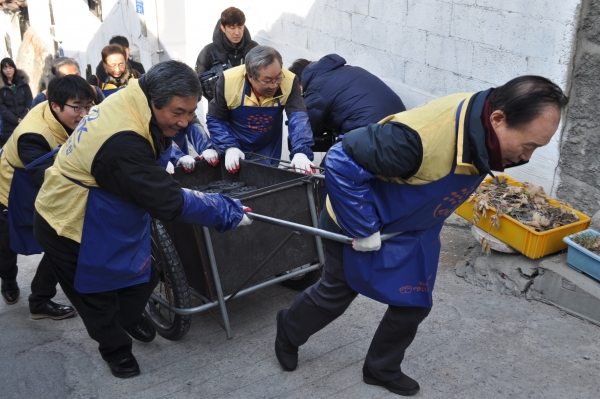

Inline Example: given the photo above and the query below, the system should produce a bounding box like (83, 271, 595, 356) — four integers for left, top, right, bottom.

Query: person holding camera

(195, 7, 258, 101)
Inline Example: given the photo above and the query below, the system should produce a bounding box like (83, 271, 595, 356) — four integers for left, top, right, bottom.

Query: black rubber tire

(280, 267, 323, 291)
(144, 219, 191, 341)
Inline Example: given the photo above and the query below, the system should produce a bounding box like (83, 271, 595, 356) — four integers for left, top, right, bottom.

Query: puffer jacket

(0, 70, 32, 137)
(195, 19, 258, 75)
(302, 54, 406, 137)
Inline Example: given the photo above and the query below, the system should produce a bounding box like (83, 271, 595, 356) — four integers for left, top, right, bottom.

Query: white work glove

(225, 147, 245, 173)
(352, 231, 381, 252)
(237, 206, 253, 227)
(201, 148, 219, 167)
(290, 153, 316, 175)
(176, 155, 196, 173)
(165, 161, 175, 174)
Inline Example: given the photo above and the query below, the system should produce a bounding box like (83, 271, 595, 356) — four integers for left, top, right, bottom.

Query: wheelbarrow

(144, 157, 398, 341)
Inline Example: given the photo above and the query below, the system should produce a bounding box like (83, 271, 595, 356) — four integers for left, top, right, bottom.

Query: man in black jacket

(33, 61, 251, 378)
(195, 7, 258, 100)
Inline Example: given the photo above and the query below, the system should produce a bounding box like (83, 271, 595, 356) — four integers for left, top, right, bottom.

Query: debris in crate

(229, 186, 258, 197)
(571, 232, 600, 255)
(219, 181, 246, 193)
(469, 176, 579, 232)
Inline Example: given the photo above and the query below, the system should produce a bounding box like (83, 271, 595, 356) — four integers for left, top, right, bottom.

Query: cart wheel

(280, 267, 323, 291)
(144, 219, 191, 341)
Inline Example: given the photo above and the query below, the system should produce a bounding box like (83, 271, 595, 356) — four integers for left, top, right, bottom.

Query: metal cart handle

(246, 212, 401, 244)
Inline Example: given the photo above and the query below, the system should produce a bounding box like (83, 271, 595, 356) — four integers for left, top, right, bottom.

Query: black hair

(145, 60, 201, 109)
(288, 59, 311, 84)
(490, 75, 569, 128)
(47, 75, 95, 110)
(109, 35, 129, 48)
(220, 7, 245, 26)
(0, 57, 18, 84)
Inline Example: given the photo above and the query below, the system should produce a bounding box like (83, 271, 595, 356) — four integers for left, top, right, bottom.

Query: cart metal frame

(148, 156, 325, 339)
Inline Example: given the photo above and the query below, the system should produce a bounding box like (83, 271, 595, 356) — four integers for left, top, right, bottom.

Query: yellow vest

(0, 102, 68, 207)
(222, 65, 296, 108)
(326, 92, 478, 223)
(35, 79, 155, 242)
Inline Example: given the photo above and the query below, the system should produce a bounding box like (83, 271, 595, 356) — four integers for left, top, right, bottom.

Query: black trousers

(280, 211, 431, 382)
(33, 209, 158, 362)
(0, 204, 58, 309)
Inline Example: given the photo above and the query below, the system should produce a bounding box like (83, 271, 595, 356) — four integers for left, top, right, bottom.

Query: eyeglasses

(64, 103, 92, 113)
(254, 72, 285, 88)
(107, 63, 126, 70)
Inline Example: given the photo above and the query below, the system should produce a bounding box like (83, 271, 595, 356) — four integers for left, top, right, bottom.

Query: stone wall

(557, 0, 600, 216)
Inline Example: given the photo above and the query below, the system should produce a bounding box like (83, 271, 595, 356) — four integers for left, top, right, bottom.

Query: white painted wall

(21, 1, 580, 191)
(171, 0, 581, 191)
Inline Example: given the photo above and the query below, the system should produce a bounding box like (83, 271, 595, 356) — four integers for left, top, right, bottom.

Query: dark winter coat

(301, 54, 406, 137)
(195, 20, 258, 75)
(0, 70, 33, 138)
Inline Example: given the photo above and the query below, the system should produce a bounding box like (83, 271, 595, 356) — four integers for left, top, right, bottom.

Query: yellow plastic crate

(455, 175, 591, 259)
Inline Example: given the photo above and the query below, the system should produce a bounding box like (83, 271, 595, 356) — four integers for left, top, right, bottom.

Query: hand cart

(145, 156, 396, 341)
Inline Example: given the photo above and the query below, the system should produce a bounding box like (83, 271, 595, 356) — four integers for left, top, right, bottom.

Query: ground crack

(518, 267, 540, 294)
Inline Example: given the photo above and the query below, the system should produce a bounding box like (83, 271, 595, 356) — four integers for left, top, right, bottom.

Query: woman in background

(0, 58, 32, 147)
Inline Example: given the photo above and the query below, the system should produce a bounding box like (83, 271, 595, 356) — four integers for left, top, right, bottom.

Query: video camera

(199, 52, 232, 101)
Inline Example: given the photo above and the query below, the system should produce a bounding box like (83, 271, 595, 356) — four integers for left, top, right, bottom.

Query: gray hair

(245, 46, 283, 80)
(145, 60, 201, 109)
(51, 57, 80, 77)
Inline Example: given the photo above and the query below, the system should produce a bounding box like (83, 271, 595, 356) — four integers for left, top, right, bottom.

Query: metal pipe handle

(246, 212, 401, 244)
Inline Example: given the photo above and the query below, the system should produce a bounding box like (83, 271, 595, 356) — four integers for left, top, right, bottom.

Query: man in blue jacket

(288, 54, 406, 152)
(274, 76, 568, 396)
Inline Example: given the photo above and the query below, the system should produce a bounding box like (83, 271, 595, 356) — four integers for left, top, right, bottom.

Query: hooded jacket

(0, 70, 33, 137)
(195, 20, 258, 75)
(302, 54, 406, 137)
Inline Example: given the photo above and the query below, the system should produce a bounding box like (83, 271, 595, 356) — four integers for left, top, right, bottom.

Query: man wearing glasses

(207, 45, 316, 174)
(0, 75, 94, 319)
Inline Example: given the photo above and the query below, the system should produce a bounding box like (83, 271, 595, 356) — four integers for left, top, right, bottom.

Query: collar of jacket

(0, 69, 29, 90)
(302, 53, 346, 91)
(243, 73, 283, 105)
(461, 89, 495, 178)
(138, 75, 169, 158)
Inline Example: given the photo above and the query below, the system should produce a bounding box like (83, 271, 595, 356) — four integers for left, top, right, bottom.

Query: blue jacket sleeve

(178, 188, 244, 232)
(325, 143, 380, 238)
(185, 122, 212, 153)
(207, 113, 240, 156)
(31, 93, 47, 109)
(287, 111, 315, 160)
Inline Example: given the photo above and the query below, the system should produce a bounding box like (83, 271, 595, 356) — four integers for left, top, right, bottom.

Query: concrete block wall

(557, 0, 600, 216)
(185, 0, 582, 194)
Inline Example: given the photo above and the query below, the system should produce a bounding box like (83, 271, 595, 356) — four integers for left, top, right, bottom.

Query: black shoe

(1, 279, 19, 305)
(275, 309, 298, 371)
(124, 316, 156, 343)
(107, 354, 140, 379)
(363, 364, 420, 396)
(30, 301, 77, 320)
